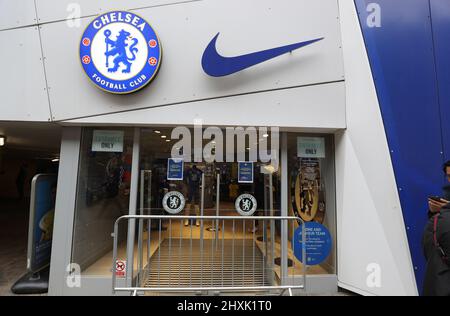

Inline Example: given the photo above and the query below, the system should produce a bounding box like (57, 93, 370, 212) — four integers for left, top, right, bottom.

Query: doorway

(66, 126, 337, 295)
(134, 127, 282, 290)
(0, 122, 61, 295)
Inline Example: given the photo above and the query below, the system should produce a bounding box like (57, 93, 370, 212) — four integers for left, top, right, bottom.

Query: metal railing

(112, 215, 306, 296)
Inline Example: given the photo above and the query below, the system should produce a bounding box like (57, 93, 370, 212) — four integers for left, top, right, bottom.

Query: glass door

(134, 127, 282, 291)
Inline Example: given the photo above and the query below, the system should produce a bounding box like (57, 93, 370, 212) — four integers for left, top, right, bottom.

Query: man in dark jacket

(422, 161, 450, 296)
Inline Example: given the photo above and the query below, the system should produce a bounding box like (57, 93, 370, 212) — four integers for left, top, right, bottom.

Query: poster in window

(289, 158, 326, 224)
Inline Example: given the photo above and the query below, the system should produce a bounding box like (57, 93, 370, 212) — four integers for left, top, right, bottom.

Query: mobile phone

(429, 196, 443, 202)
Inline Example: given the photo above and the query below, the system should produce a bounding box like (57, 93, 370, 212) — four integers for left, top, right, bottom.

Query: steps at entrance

(142, 239, 272, 289)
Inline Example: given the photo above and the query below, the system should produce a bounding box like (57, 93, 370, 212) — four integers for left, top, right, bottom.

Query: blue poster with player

(28, 174, 57, 272)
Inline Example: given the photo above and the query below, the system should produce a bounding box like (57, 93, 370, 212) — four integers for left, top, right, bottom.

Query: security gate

(112, 215, 306, 296)
(143, 239, 268, 288)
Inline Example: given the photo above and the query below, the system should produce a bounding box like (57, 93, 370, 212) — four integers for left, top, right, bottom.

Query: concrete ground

(0, 198, 31, 296)
(0, 198, 356, 296)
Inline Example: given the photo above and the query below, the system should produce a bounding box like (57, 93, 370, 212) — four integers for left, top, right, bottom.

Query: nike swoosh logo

(201, 33, 324, 77)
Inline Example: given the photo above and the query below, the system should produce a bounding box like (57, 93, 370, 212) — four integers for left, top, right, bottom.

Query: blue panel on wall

(354, 0, 445, 293)
(430, 0, 450, 161)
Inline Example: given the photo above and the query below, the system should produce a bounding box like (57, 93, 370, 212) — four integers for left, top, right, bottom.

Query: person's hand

(428, 198, 449, 214)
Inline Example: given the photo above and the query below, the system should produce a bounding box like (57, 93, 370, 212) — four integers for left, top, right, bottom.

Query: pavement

(0, 198, 33, 296)
(0, 198, 356, 297)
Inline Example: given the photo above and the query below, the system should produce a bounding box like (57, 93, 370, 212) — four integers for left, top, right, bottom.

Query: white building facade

(3, 0, 443, 296)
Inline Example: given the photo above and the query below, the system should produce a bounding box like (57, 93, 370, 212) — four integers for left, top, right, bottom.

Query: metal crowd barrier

(112, 215, 306, 296)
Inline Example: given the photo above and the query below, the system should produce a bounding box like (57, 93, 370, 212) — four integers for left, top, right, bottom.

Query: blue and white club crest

(80, 11, 161, 94)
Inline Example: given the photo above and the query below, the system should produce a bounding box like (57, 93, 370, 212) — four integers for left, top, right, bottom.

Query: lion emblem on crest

(104, 29, 139, 73)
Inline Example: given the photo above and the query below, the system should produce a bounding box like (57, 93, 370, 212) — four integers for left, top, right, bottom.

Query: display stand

(11, 267, 50, 294)
(11, 174, 57, 294)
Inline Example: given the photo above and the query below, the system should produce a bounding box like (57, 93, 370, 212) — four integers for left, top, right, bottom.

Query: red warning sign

(115, 260, 126, 278)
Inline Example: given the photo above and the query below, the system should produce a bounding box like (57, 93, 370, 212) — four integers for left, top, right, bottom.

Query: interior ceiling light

(0, 136, 5, 147)
(161, 135, 167, 139)
(154, 130, 161, 134)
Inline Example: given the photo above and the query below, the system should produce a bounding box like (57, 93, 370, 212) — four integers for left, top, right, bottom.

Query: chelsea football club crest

(235, 194, 257, 216)
(79, 11, 161, 94)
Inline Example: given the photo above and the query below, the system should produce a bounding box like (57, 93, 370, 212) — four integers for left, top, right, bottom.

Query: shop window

(71, 128, 134, 275)
(287, 134, 336, 275)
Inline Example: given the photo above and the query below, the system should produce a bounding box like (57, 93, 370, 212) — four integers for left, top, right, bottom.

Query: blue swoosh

(201, 33, 324, 77)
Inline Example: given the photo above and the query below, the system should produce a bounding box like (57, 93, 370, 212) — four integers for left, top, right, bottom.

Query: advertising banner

(290, 158, 326, 223)
(27, 174, 57, 273)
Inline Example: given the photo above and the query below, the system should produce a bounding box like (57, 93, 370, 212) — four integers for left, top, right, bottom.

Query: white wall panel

(38, 0, 343, 121)
(336, 0, 417, 296)
(49, 127, 80, 296)
(0, 27, 50, 121)
(0, 0, 37, 30)
(62, 81, 346, 129)
(35, 0, 198, 24)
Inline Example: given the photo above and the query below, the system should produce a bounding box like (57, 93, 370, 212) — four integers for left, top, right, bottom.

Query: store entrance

(136, 128, 281, 290)
(68, 127, 337, 294)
